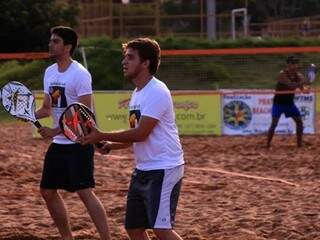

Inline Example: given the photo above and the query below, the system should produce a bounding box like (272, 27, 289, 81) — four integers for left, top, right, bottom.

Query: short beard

(124, 66, 141, 81)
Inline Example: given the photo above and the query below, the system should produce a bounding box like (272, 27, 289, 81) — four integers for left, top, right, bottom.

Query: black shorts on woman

(40, 143, 95, 192)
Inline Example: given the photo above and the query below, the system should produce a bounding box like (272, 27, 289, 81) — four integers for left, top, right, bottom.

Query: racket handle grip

(34, 121, 42, 129)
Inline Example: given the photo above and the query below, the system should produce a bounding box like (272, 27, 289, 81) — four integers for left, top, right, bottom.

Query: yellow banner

(94, 91, 131, 131)
(172, 92, 221, 135)
(95, 91, 221, 135)
(317, 92, 320, 113)
(33, 92, 52, 137)
(33, 91, 221, 136)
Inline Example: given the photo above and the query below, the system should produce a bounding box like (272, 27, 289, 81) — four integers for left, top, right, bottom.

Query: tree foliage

(0, 0, 79, 52)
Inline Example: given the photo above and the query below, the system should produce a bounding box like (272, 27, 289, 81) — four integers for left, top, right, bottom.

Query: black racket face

(59, 103, 97, 142)
(1, 81, 37, 122)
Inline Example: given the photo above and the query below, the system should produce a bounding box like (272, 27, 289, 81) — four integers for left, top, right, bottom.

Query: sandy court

(1, 121, 320, 240)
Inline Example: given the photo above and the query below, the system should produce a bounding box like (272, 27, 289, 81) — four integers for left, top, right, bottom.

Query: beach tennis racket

(306, 63, 317, 82)
(1, 81, 41, 128)
(59, 102, 104, 148)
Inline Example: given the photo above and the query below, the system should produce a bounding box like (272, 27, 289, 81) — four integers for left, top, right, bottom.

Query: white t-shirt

(43, 60, 93, 144)
(129, 77, 184, 170)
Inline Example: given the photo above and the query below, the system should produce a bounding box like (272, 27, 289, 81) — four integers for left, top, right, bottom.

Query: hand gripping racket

(59, 102, 104, 148)
(1, 81, 42, 128)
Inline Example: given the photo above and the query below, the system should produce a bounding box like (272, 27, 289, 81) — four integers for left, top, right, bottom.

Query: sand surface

(1, 122, 320, 240)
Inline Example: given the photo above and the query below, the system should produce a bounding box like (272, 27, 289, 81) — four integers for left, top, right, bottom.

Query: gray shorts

(125, 164, 184, 229)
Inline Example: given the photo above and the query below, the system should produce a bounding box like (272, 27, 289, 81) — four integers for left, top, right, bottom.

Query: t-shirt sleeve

(142, 88, 170, 120)
(75, 69, 93, 96)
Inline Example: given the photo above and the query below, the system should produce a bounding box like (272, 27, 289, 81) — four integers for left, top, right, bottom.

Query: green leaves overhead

(0, 0, 79, 52)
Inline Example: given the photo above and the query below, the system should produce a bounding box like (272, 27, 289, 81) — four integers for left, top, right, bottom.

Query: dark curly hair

(122, 38, 161, 75)
(51, 26, 79, 56)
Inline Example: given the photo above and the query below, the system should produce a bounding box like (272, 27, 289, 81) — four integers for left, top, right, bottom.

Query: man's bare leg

(126, 228, 150, 240)
(267, 118, 279, 148)
(293, 117, 303, 147)
(40, 188, 73, 240)
(153, 229, 183, 240)
(77, 188, 111, 240)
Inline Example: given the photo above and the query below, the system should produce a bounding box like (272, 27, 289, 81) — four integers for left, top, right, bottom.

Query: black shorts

(40, 143, 95, 192)
(125, 165, 184, 229)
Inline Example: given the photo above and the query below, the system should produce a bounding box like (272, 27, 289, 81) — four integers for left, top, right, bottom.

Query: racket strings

(63, 122, 78, 141)
(15, 94, 31, 113)
(61, 105, 96, 142)
(62, 113, 79, 142)
(2, 86, 32, 114)
(62, 107, 91, 138)
(59, 102, 101, 143)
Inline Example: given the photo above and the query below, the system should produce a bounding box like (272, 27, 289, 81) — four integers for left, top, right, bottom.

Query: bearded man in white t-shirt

(81, 38, 185, 240)
(35, 26, 111, 240)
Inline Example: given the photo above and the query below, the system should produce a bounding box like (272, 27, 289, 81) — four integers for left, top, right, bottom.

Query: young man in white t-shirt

(81, 38, 185, 240)
(35, 26, 111, 240)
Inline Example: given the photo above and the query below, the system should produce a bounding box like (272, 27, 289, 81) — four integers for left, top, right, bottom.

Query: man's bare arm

(80, 116, 159, 145)
(36, 93, 61, 138)
(78, 94, 92, 109)
(35, 93, 52, 119)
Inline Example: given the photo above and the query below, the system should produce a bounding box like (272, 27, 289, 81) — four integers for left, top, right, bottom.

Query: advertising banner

(172, 92, 221, 135)
(94, 91, 131, 131)
(34, 91, 221, 136)
(95, 91, 221, 135)
(222, 91, 315, 135)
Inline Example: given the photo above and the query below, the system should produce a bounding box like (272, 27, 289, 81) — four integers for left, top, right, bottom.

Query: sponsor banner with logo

(33, 91, 132, 137)
(95, 91, 221, 135)
(94, 91, 132, 131)
(222, 91, 315, 135)
(172, 91, 221, 135)
(33, 91, 221, 136)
